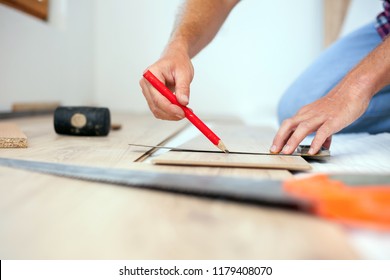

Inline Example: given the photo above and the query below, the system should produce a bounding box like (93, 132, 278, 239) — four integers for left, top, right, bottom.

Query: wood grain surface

(152, 124, 311, 171)
(153, 151, 311, 171)
(0, 114, 359, 259)
(0, 165, 358, 259)
(0, 0, 49, 20)
(0, 113, 186, 168)
(1, 114, 293, 179)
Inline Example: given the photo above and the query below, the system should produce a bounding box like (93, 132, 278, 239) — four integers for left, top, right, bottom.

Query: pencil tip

(217, 141, 229, 153)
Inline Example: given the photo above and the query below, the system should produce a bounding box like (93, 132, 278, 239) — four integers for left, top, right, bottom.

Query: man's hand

(139, 47, 194, 121)
(270, 80, 372, 155)
(271, 32, 390, 155)
(139, 0, 239, 121)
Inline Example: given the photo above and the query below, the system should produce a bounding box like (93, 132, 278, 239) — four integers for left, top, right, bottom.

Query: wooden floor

(152, 124, 312, 171)
(0, 113, 359, 259)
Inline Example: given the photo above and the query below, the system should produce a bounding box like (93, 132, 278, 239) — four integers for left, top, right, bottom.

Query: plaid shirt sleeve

(376, 0, 390, 39)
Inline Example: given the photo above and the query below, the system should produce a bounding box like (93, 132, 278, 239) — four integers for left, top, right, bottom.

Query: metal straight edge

(0, 157, 308, 209)
(0, 110, 55, 119)
(128, 143, 331, 159)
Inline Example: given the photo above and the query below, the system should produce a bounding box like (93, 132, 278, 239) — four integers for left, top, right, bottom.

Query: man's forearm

(343, 35, 390, 99)
(165, 0, 240, 58)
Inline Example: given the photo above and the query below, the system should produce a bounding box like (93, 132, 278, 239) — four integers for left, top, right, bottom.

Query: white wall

(94, 0, 182, 118)
(341, 0, 382, 36)
(95, 0, 323, 126)
(0, 0, 95, 111)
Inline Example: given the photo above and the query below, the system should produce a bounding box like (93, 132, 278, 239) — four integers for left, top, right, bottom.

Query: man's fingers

(152, 106, 185, 121)
(150, 92, 185, 119)
(279, 120, 320, 154)
(272, 117, 335, 156)
(270, 118, 298, 153)
(140, 67, 192, 120)
(309, 124, 334, 155)
(322, 136, 332, 150)
(140, 78, 185, 120)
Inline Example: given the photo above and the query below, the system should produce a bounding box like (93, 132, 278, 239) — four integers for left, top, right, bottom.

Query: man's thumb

(174, 72, 191, 106)
(176, 88, 190, 106)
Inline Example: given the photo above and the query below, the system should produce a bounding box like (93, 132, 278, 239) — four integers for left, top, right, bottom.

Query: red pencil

(143, 70, 228, 153)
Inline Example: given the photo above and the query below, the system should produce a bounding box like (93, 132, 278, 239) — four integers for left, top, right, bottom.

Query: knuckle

(281, 118, 293, 127)
(170, 115, 181, 121)
(296, 107, 306, 115)
(151, 94, 162, 109)
(150, 106, 159, 116)
(287, 135, 300, 144)
(175, 85, 190, 92)
(317, 126, 331, 137)
(314, 131, 330, 144)
(297, 121, 312, 131)
(154, 112, 166, 120)
(140, 85, 146, 96)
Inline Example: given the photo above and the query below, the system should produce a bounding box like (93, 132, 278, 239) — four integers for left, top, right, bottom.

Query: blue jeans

(277, 22, 390, 134)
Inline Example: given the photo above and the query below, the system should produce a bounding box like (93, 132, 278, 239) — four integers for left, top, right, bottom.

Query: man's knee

(277, 87, 306, 125)
(277, 77, 333, 125)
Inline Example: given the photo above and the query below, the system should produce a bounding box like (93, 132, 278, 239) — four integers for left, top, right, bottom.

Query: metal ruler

(128, 143, 331, 159)
(0, 110, 54, 119)
(0, 157, 306, 209)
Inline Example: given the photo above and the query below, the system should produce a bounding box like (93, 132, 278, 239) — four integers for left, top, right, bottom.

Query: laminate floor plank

(0, 165, 358, 259)
(0, 114, 187, 168)
(153, 124, 311, 171)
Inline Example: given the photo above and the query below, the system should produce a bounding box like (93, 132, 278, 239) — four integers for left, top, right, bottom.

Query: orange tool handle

(283, 174, 390, 230)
